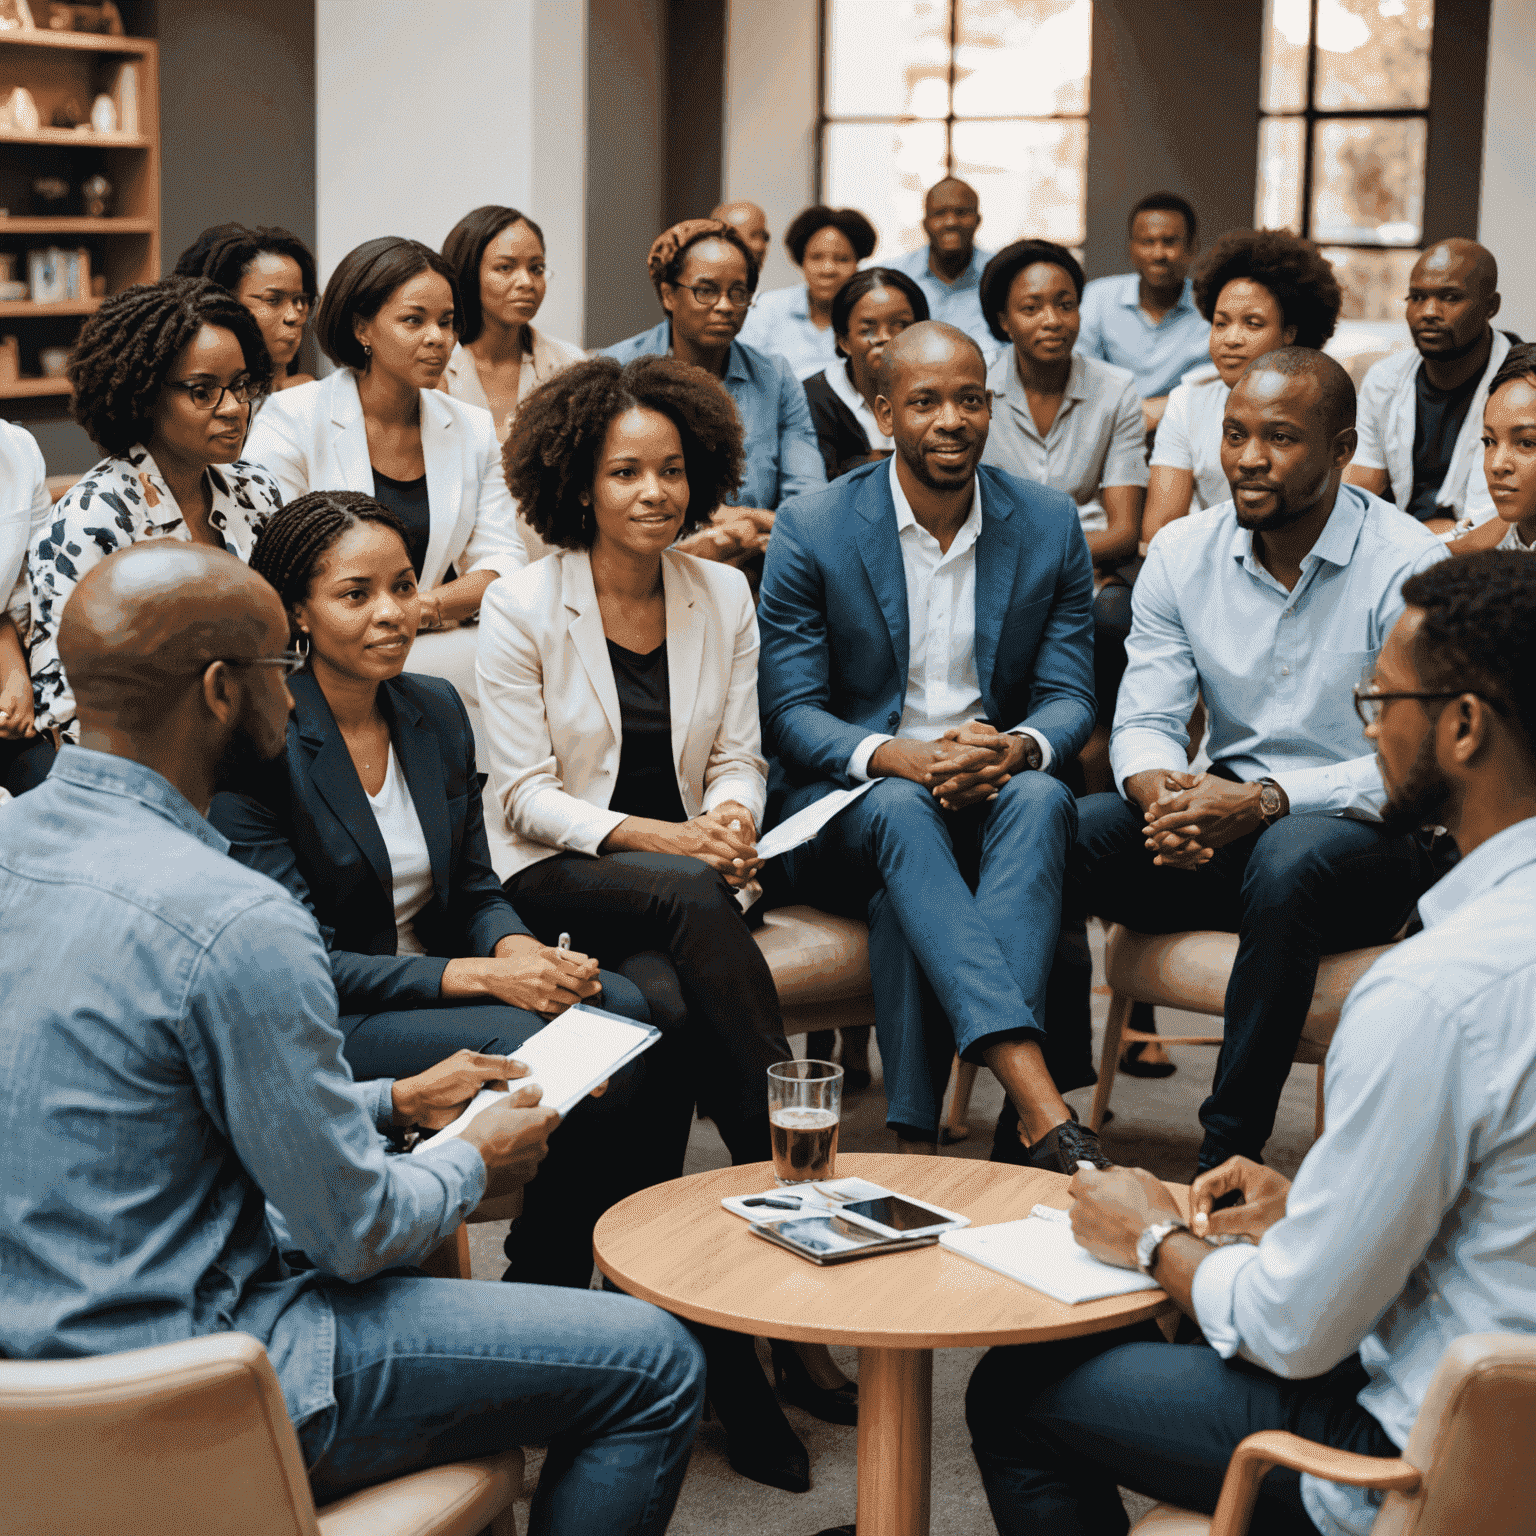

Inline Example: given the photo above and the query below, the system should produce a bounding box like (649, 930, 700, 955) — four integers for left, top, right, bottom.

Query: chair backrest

(1371, 1332, 1536, 1536)
(0, 1332, 322, 1536)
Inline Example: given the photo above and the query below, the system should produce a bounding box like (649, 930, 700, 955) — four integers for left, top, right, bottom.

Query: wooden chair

(1089, 925, 1395, 1139)
(1128, 1332, 1536, 1536)
(0, 1331, 524, 1536)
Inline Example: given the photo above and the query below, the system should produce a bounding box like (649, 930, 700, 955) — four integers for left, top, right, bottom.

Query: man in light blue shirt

(1047, 350, 1448, 1173)
(968, 550, 1536, 1536)
(0, 542, 704, 1532)
(890, 177, 999, 363)
(1076, 191, 1211, 433)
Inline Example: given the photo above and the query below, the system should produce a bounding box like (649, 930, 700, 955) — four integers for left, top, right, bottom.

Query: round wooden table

(593, 1152, 1184, 1536)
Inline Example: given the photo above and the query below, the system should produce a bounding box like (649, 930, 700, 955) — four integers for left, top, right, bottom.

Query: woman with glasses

(738, 204, 877, 382)
(174, 222, 318, 391)
(210, 489, 651, 1290)
(27, 277, 282, 745)
(244, 236, 526, 736)
(601, 218, 825, 567)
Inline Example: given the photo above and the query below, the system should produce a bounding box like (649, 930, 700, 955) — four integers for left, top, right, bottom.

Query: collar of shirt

(1229, 481, 1369, 591)
(988, 349, 1090, 435)
(1418, 817, 1536, 930)
(1116, 272, 1198, 322)
(49, 743, 229, 854)
(825, 360, 892, 447)
(887, 451, 982, 559)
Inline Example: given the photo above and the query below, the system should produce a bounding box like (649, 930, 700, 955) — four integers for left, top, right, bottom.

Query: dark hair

(979, 240, 1088, 343)
(504, 355, 744, 549)
(440, 205, 547, 345)
(1401, 551, 1536, 758)
(830, 267, 930, 344)
(1128, 191, 1199, 246)
(1488, 341, 1536, 400)
(1235, 344, 1356, 439)
(1192, 229, 1342, 350)
(783, 205, 878, 267)
(651, 222, 760, 299)
(315, 237, 462, 370)
(249, 490, 411, 639)
(173, 222, 318, 305)
(66, 276, 275, 456)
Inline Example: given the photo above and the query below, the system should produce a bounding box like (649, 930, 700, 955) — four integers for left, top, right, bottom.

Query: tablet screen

(839, 1195, 951, 1231)
(773, 1215, 890, 1255)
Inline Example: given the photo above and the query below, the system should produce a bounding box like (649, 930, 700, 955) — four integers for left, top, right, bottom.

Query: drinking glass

(767, 1059, 843, 1185)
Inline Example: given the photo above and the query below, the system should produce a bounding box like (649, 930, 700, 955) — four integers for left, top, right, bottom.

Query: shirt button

(1281, 666, 1290, 676)
(887, 712, 900, 726)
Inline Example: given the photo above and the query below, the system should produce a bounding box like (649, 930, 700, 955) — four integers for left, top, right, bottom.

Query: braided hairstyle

(67, 276, 274, 456)
(249, 489, 410, 642)
(504, 355, 744, 550)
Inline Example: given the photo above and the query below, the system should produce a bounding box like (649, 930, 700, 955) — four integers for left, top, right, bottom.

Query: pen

(557, 932, 571, 952)
(729, 819, 744, 868)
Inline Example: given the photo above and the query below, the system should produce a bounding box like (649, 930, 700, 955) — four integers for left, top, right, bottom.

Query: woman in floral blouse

(28, 277, 283, 741)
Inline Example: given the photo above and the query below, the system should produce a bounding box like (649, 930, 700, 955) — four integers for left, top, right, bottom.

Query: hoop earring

(294, 632, 310, 660)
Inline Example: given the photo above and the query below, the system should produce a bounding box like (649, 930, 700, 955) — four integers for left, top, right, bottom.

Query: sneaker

(1024, 1112, 1111, 1173)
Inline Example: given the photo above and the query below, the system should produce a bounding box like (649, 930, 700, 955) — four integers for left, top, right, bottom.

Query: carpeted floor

(474, 922, 1322, 1534)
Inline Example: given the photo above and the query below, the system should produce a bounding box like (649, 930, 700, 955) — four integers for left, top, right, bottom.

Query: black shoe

(701, 1331, 810, 1494)
(1118, 1039, 1178, 1078)
(842, 1066, 872, 1094)
(1024, 1113, 1111, 1173)
(770, 1339, 858, 1425)
(813, 1527, 856, 1535)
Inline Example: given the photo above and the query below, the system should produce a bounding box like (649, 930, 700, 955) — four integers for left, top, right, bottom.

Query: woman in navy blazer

(210, 489, 648, 1289)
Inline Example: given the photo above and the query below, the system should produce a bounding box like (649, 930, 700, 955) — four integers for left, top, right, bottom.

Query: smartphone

(835, 1193, 967, 1240)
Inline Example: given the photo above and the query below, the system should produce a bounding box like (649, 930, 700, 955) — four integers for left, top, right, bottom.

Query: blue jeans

(966, 1323, 1394, 1535)
(297, 1274, 705, 1535)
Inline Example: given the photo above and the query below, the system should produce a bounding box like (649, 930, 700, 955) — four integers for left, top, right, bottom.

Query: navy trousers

(784, 772, 1094, 1137)
(967, 1323, 1395, 1535)
(1062, 792, 1437, 1168)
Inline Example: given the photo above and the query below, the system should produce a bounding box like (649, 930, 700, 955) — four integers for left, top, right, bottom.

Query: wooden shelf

(0, 375, 71, 398)
(0, 216, 152, 234)
(0, 29, 154, 56)
(0, 297, 99, 316)
(0, 127, 147, 148)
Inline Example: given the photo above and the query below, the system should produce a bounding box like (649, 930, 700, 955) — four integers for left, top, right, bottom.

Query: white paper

(754, 779, 879, 863)
(939, 1205, 1160, 1304)
(412, 1005, 659, 1154)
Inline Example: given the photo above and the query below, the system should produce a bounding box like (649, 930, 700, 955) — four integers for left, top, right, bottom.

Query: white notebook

(412, 1005, 660, 1154)
(939, 1205, 1161, 1304)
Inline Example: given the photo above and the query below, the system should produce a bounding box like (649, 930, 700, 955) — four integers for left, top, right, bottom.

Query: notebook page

(939, 1208, 1160, 1304)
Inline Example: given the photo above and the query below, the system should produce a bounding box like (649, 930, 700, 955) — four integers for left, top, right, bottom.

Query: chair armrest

(1209, 1430, 1420, 1536)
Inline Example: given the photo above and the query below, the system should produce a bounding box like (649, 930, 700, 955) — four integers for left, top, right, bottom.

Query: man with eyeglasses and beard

(1033, 348, 1450, 1178)
(0, 541, 706, 1535)
(967, 548, 1536, 1536)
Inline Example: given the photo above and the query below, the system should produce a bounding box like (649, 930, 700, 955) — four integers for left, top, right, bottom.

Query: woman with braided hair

(27, 275, 282, 742)
(174, 221, 318, 391)
(209, 487, 652, 1290)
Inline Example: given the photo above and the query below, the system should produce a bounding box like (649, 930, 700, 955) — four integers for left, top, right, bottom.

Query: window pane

(1313, 0, 1433, 110)
(1321, 247, 1419, 322)
(825, 0, 951, 119)
(1261, 0, 1311, 112)
(823, 121, 948, 260)
(953, 0, 1092, 117)
(951, 118, 1088, 247)
(1256, 117, 1305, 231)
(1310, 118, 1426, 245)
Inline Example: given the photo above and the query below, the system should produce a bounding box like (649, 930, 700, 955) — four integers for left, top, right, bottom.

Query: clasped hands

(870, 721, 1031, 810)
(606, 801, 763, 888)
(676, 506, 774, 568)
(1127, 769, 1285, 870)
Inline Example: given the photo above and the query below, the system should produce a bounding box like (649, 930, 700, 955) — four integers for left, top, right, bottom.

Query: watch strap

(1136, 1218, 1189, 1275)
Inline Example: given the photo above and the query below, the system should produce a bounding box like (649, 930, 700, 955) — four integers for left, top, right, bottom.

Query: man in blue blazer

(757, 321, 1104, 1169)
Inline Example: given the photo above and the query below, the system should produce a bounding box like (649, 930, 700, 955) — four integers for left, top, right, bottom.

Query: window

(1256, 0, 1434, 322)
(819, 0, 1092, 261)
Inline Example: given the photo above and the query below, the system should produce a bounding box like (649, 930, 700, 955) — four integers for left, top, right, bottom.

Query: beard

(1379, 729, 1453, 835)
(212, 711, 285, 795)
(896, 434, 978, 492)
(1232, 485, 1321, 533)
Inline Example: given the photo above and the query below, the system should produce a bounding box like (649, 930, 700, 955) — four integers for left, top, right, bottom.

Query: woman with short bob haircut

(739, 203, 878, 382)
(245, 236, 525, 727)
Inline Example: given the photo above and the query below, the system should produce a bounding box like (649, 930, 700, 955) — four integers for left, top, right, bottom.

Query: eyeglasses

(164, 376, 255, 412)
(671, 281, 755, 311)
(179, 651, 309, 679)
(1352, 683, 1504, 728)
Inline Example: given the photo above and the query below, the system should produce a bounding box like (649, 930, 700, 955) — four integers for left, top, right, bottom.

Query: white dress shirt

(1191, 816, 1536, 1535)
(1149, 375, 1232, 513)
(1496, 520, 1535, 551)
(363, 747, 434, 957)
(848, 457, 1052, 779)
(821, 360, 893, 454)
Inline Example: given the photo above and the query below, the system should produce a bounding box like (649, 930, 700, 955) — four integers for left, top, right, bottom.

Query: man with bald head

(758, 321, 1100, 1164)
(1346, 238, 1514, 531)
(890, 177, 999, 359)
(1053, 347, 1449, 1172)
(0, 543, 705, 1532)
(710, 198, 770, 267)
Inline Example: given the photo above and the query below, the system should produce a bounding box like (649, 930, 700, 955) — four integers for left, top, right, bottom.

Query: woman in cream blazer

(245, 238, 526, 730)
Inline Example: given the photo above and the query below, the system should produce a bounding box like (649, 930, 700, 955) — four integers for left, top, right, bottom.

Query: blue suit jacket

(756, 460, 1096, 807)
(209, 671, 529, 1019)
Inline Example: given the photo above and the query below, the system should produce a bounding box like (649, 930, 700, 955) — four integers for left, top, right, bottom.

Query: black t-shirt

(1407, 365, 1481, 522)
(370, 470, 432, 576)
(607, 639, 688, 825)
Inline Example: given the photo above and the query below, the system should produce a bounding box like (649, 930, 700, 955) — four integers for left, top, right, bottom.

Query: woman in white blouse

(245, 237, 525, 724)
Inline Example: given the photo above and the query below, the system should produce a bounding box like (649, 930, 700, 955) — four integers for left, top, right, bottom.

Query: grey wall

(1083, 0, 1264, 280)
(1423, 0, 1491, 243)
(664, 0, 725, 229)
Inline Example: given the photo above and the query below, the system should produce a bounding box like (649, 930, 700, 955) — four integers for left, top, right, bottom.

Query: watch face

(1260, 784, 1281, 817)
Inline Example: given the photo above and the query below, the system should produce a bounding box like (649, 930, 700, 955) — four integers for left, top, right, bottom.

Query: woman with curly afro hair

(27, 276, 282, 742)
(1145, 228, 1342, 538)
(481, 354, 840, 1493)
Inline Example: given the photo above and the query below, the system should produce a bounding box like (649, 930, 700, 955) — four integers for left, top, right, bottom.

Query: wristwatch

(1136, 1218, 1190, 1276)
(1257, 778, 1286, 825)
(1008, 732, 1044, 771)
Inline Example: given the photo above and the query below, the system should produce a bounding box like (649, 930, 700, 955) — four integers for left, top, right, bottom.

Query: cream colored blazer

(475, 546, 768, 880)
(244, 368, 527, 591)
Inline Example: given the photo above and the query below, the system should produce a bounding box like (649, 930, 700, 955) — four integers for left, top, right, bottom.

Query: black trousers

(505, 850, 792, 1188)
